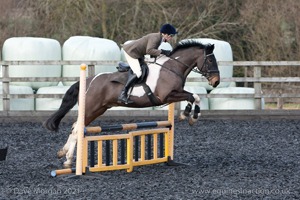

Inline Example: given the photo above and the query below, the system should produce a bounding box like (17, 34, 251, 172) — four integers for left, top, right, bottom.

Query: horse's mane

(171, 40, 206, 55)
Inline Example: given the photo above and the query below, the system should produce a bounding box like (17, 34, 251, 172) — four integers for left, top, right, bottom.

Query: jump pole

(75, 63, 87, 176)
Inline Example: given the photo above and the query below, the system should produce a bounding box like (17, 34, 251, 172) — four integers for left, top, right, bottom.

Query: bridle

(168, 49, 219, 79)
(192, 52, 220, 79)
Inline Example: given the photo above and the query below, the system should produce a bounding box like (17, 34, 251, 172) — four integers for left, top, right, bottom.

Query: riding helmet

(160, 24, 177, 35)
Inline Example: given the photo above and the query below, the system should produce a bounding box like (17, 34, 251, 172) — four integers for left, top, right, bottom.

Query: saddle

(113, 60, 161, 105)
(116, 60, 148, 84)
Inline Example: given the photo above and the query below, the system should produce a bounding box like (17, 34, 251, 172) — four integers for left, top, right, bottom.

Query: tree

(1, 0, 300, 64)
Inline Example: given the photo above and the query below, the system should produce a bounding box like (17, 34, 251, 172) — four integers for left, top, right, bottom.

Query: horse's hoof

(179, 112, 188, 121)
(188, 117, 197, 126)
(63, 162, 72, 169)
(57, 149, 67, 159)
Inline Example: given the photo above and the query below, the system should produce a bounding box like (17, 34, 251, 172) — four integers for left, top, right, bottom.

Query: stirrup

(118, 98, 134, 104)
(118, 94, 133, 104)
(125, 98, 134, 104)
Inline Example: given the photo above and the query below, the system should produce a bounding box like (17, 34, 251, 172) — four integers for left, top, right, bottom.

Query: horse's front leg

(188, 94, 201, 125)
(166, 91, 201, 125)
(179, 94, 201, 125)
(180, 102, 192, 121)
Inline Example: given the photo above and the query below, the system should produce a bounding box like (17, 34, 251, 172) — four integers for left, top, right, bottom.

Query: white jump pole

(75, 64, 87, 175)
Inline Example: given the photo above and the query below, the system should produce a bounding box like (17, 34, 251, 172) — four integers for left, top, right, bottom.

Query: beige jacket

(123, 33, 163, 59)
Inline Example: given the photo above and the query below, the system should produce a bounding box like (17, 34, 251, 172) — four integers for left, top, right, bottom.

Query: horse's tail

(43, 81, 80, 132)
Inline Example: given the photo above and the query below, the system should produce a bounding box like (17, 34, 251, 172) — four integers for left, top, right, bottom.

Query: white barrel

(209, 87, 255, 110)
(62, 36, 121, 85)
(0, 85, 34, 110)
(120, 40, 133, 62)
(2, 37, 62, 90)
(35, 86, 78, 111)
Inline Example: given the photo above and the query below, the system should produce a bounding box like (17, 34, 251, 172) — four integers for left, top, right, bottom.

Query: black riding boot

(118, 74, 138, 104)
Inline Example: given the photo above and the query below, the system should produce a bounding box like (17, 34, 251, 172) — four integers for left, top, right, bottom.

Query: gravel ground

(0, 118, 299, 200)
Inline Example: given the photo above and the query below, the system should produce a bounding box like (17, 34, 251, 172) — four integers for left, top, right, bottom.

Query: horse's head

(168, 40, 220, 87)
(196, 44, 220, 88)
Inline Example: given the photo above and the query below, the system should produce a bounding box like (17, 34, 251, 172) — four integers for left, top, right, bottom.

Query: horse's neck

(169, 53, 195, 78)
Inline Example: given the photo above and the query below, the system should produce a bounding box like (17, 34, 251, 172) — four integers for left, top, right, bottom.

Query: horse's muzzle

(209, 74, 220, 88)
(213, 80, 220, 87)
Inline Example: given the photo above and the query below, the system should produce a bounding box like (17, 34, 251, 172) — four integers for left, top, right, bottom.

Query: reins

(151, 47, 219, 84)
(152, 57, 185, 82)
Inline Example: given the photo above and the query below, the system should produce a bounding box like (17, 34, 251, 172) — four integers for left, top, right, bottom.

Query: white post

(75, 64, 87, 175)
(254, 66, 262, 110)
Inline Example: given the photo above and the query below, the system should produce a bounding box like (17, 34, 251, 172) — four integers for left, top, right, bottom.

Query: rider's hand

(161, 49, 171, 56)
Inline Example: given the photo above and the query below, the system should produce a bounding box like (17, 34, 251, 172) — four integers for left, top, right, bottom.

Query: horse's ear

(206, 44, 215, 54)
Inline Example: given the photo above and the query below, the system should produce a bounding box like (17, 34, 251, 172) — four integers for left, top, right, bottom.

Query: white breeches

(124, 51, 142, 78)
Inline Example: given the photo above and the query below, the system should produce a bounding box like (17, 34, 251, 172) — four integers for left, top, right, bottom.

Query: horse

(43, 40, 220, 168)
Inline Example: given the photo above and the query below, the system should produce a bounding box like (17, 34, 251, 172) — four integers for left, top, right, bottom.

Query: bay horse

(43, 40, 220, 168)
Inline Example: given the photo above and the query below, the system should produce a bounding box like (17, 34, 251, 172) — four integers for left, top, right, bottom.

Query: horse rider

(118, 23, 178, 104)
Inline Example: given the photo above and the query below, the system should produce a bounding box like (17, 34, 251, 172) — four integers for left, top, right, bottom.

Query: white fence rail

(0, 60, 300, 118)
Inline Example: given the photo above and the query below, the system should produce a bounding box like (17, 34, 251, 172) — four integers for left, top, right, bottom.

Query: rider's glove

(160, 49, 171, 56)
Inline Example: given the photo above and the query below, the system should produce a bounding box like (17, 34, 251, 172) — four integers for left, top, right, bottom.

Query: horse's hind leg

(56, 122, 78, 168)
(58, 107, 109, 168)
